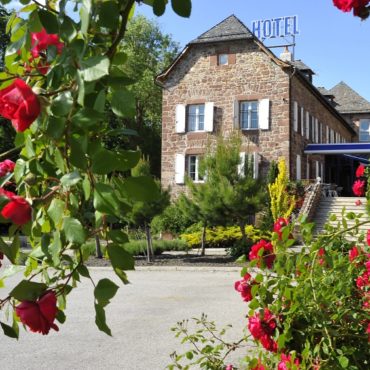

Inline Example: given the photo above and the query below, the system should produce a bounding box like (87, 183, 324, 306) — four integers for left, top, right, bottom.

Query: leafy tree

(126, 158, 170, 261)
(104, 15, 179, 177)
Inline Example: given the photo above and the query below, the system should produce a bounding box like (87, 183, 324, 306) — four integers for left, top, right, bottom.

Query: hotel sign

(252, 16, 299, 39)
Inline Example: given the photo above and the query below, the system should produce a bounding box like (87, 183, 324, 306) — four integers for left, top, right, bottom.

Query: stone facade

(159, 34, 355, 198)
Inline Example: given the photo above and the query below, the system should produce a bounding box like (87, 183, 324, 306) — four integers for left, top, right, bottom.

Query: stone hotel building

(156, 15, 370, 198)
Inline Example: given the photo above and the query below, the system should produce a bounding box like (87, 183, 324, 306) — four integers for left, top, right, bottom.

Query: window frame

(239, 100, 259, 130)
(186, 104, 205, 132)
(359, 119, 370, 142)
(187, 155, 204, 183)
(218, 53, 228, 66)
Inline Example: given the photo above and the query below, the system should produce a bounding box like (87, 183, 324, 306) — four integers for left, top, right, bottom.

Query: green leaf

(1, 322, 19, 339)
(56, 310, 66, 324)
(62, 217, 86, 245)
(93, 183, 120, 216)
(95, 303, 111, 336)
(115, 150, 141, 172)
(91, 149, 117, 174)
(111, 88, 135, 118)
(118, 176, 159, 202)
(339, 356, 349, 368)
(108, 230, 129, 245)
(82, 176, 91, 200)
(60, 16, 76, 43)
(80, 0, 92, 35)
(45, 116, 65, 139)
(98, 1, 119, 29)
(38, 9, 59, 34)
(107, 244, 135, 271)
(81, 56, 110, 82)
(70, 137, 88, 170)
(0, 236, 19, 264)
(71, 108, 104, 129)
(47, 199, 65, 226)
(60, 171, 82, 188)
(10, 280, 47, 301)
(248, 298, 260, 310)
(51, 92, 73, 117)
(77, 264, 90, 278)
(153, 0, 167, 16)
(171, 0, 191, 17)
(94, 278, 119, 307)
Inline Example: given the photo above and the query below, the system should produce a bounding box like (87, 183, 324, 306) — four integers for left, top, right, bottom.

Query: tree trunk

(145, 223, 154, 262)
(200, 224, 207, 256)
(95, 235, 103, 259)
(239, 220, 247, 245)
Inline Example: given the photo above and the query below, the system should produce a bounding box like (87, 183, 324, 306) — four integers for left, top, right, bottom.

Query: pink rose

(352, 179, 365, 197)
(367, 230, 370, 246)
(234, 273, 256, 302)
(1, 194, 32, 225)
(355, 199, 362, 206)
(0, 79, 40, 132)
(249, 240, 275, 269)
(0, 159, 15, 177)
(15, 291, 59, 335)
(278, 353, 300, 370)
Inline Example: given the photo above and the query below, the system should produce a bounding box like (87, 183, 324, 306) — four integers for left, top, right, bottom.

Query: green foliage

(181, 225, 267, 249)
(124, 238, 189, 255)
(151, 201, 194, 236)
(268, 158, 295, 220)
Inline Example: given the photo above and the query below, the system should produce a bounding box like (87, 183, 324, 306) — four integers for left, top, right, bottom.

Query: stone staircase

(314, 197, 370, 235)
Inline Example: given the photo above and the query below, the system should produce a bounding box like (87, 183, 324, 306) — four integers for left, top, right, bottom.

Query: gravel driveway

(1, 266, 249, 370)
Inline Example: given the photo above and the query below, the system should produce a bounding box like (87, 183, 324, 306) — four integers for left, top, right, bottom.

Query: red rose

(0, 79, 41, 132)
(15, 291, 59, 335)
(273, 217, 289, 240)
(0, 159, 15, 177)
(278, 353, 300, 370)
(352, 179, 365, 197)
(31, 29, 64, 59)
(234, 273, 256, 302)
(0, 252, 3, 268)
(349, 246, 360, 262)
(1, 195, 32, 225)
(249, 240, 276, 269)
(356, 164, 366, 178)
(333, 0, 370, 13)
(251, 361, 266, 370)
(248, 308, 278, 352)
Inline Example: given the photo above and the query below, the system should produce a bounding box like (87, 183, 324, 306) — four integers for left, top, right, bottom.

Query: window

(187, 104, 205, 132)
(240, 101, 258, 129)
(218, 54, 228, 65)
(359, 119, 370, 142)
(187, 155, 203, 182)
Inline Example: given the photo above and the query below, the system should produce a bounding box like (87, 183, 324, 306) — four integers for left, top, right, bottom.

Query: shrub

(123, 239, 189, 256)
(180, 225, 269, 250)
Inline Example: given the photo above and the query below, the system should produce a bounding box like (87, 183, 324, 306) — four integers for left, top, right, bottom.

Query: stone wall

(161, 39, 290, 198)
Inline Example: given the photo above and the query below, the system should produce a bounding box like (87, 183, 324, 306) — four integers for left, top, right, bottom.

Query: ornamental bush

(0, 0, 192, 338)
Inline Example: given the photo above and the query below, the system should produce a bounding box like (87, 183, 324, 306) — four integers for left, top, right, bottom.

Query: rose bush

(0, 0, 191, 339)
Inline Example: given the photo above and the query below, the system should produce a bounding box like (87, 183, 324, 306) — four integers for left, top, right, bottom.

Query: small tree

(126, 158, 170, 262)
(268, 158, 295, 220)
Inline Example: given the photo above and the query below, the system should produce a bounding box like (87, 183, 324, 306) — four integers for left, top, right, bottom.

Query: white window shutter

(175, 104, 186, 133)
(233, 100, 240, 129)
(204, 102, 214, 132)
(238, 152, 246, 177)
(315, 118, 319, 143)
(259, 99, 270, 130)
(306, 112, 310, 139)
(300, 107, 304, 136)
(175, 154, 185, 184)
(296, 155, 301, 180)
(293, 101, 298, 132)
(253, 152, 260, 179)
(326, 126, 329, 143)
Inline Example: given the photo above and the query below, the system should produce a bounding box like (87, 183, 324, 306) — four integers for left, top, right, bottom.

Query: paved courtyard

(1, 266, 248, 370)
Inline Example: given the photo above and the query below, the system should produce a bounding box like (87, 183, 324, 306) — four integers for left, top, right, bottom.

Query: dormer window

(218, 54, 228, 65)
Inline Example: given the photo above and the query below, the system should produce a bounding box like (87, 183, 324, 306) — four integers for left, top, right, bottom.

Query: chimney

(280, 46, 293, 62)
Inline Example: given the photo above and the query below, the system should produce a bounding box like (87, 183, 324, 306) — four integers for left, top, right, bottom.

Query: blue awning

(343, 154, 370, 164)
(304, 143, 370, 154)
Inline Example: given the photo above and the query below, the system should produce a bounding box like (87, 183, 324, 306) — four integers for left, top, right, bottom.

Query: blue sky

(136, 0, 370, 101)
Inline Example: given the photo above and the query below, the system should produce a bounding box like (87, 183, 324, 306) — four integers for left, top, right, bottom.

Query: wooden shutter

(204, 102, 214, 132)
(296, 155, 301, 180)
(306, 111, 310, 139)
(238, 152, 246, 177)
(233, 100, 240, 129)
(253, 152, 260, 179)
(259, 99, 270, 130)
(175, 154, 185, 184)
(300, 107, 304, 136)
(293, 101, 298, 132)
(175, 104, 186, 133)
